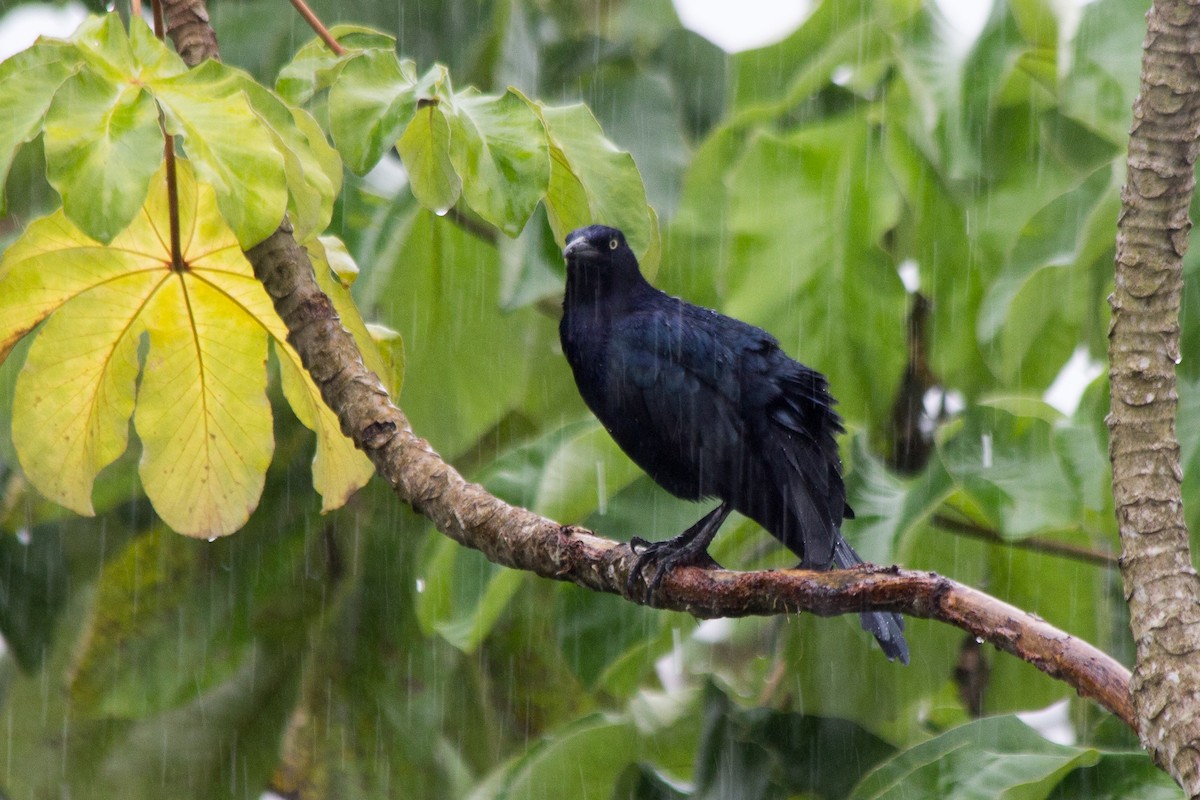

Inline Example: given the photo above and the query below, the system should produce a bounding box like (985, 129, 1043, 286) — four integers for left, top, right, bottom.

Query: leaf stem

(931, 513, 1117, 569)
(163, 133, 184, 270)
(287, 0, 345, 55)
(151, 0, 184, 270)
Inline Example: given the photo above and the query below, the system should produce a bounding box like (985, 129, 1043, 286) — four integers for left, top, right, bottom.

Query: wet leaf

(541, 103, 655, 263)
(0, 42, 76, 215)
(399, 101, 461, 214)
(446, 88, 549, 236)
(275, 24, 398, 106)
(151, 62, 288, 247)
(329, 49, 419, 174)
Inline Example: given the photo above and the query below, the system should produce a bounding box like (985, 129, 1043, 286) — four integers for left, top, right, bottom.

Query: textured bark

(1109, 1, 1200, 794)
(159, 0, 218, 66)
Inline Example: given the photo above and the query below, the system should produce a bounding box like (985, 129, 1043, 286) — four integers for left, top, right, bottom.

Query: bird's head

(562, 225, 644, 300)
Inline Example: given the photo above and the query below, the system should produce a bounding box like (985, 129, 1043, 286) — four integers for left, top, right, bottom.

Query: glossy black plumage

(559, 224, 908, 663)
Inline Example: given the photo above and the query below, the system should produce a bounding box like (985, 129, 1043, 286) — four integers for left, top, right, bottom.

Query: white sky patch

(0, 3, 86, 60)
(673, 0, 811, 53)
(935, 0, 992, 51)
(1017, 699, 1076, 746)
(898, 258, 921, 293)
(1045, 346, 1104, 415)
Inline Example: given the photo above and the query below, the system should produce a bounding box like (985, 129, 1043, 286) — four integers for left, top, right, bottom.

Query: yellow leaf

(135, 276, 273, 537)
(0, 161, 370, 536)
(12, 274, 154, 515)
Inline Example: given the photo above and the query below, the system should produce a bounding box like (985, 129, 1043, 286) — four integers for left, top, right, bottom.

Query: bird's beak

(563, 238, 600, 261)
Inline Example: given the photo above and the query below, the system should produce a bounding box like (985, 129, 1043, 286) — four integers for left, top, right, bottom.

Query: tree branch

(1109, 1, 1200, 793)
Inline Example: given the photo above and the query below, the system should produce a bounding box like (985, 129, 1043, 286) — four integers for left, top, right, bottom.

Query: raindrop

(981, 432, 993, 469)
(207, 536, 217, 543)
(415, 578, 426, 593)
(831, 64, 853, 86)
(15, 528, 30, 546)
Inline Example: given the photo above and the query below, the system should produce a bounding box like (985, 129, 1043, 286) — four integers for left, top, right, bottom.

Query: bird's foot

(626, 534, 723, 602)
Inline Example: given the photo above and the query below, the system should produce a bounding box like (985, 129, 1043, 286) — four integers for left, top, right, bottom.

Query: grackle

(559, 224, 908, 663)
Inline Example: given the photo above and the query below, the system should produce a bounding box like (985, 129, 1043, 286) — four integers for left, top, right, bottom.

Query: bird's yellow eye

(609, 238, 618, 250)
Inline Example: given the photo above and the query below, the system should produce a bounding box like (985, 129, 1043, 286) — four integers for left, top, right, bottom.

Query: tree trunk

(1109, 1, 1200, 794)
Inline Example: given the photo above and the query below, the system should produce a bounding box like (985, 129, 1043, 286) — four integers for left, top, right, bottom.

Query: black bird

(559, 224, 908, 663)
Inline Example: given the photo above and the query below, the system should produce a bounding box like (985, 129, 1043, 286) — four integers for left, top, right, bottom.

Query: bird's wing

(602, 304, 750, 498)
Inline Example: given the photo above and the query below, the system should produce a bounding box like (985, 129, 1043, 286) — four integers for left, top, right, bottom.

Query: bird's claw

(625, 536, 722, 603)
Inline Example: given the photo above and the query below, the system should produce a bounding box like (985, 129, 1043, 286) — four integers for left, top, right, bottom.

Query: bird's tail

(832, 538, 910, 665)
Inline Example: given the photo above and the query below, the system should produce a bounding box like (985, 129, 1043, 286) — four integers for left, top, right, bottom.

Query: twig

(150, 0, 184, 270)
(287, 0, 345, 56)
(445, 203, 498, 244)
(932, 514, 1118, 569)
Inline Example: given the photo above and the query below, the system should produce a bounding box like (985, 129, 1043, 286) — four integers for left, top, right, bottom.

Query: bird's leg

(627, 503, 732, 600)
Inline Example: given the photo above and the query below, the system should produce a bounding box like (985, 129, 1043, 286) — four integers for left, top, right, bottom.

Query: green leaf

(398, 101, 461, 214)
(1046, 752, 1181, 800)
(479, 418, 644, 524)
(69, 12, 137, 80)
(976, 166, 1114, 386)
(446, 88, 549, 236)
(416, 537, 527, 653)
(328, 49, 419, 174)
(274, 24, 397, 106)
(844, 435, 957, 565)
(487, 715, 642, 800)
(1061, 0, 1145, 143)
(938, 406, 1080, 540)
(353, 208, 557, 457)
(232, 76, 343, 242)
(851, 716, 1100, 800)
(150, 61, 287, 247)
(43, 66, 162, 243)
(540, 103, 656, 263)
(693, 683, 896, 800)
(0, 41, 77, 215)
(365, 321, 406, 398)
(126, 16, 188, 81)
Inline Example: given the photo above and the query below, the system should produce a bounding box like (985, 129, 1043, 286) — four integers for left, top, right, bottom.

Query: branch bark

(1109, 2, 1200, 793)
(162, 0, 1137, 745)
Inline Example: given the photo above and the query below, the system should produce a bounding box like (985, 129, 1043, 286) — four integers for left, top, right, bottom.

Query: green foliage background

(0, 0, 1192, 797)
